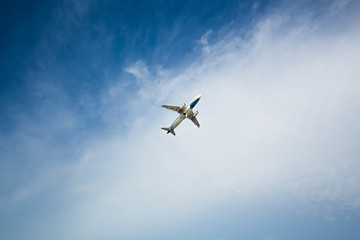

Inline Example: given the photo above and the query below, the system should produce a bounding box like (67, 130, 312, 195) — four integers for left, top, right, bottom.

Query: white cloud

(98, 1, 360, 219)
(2, 2, 360, 239)
(124, 60, 151, 85)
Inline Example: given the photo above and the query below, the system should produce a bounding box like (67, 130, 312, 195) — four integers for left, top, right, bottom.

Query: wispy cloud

(124, 60, 151, 84)
(1, 0, 360, 239)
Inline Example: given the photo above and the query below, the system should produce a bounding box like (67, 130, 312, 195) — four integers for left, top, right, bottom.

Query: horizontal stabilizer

(161, 126, 176, 136)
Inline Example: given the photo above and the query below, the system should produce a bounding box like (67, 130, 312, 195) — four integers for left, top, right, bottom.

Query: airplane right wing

(191, 116, 200, 127)
(161, 105, 181, 113)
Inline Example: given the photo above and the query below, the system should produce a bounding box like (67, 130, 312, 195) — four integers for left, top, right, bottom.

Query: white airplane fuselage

(170, 107, 191, 129)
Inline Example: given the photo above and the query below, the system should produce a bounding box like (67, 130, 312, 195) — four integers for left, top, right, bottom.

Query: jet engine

(180, 103, 186, 111)
(193, 111, 199, 117)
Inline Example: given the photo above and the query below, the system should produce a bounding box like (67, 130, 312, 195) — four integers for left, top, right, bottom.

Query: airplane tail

(161, 126, 176, 136)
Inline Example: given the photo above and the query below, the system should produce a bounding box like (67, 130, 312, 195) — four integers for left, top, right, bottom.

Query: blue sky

(1, 0, 360, 239)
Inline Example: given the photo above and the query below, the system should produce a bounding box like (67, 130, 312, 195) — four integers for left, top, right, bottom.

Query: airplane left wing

(161, 105, 181, 113)
(191, 116, 200, 127)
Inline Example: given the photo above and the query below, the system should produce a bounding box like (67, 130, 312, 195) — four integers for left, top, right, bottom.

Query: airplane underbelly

(172, 115, 185, 129)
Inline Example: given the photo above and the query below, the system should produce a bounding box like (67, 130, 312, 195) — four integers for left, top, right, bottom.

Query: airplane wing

(191, 116, 200, 127)
(161, 105, 181, 113)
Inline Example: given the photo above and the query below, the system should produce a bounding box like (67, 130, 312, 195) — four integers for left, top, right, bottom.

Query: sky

(1, 0, 360, 239)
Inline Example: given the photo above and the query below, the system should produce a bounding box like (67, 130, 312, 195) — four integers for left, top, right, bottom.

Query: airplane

(161, 94, 202, 136)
